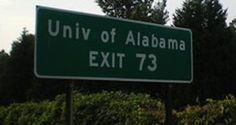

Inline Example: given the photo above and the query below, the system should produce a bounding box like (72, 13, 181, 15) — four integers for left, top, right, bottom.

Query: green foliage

(0, 91, 235, 125)
(0, 50, 9, 77)
(0, 50, 9, 100)
(151, 0, 169, 24)
(0, 91, 164, 125)
(0, 106, 6, 125)
(230, 19, 236, 28)
(0, 28, 36, 104)
(175, 95, 236, 125)
(96, 0, 169, 24)
(72, 91, 164, 125)
(5, 28, 35, 102)
(1, 101, 56, 125)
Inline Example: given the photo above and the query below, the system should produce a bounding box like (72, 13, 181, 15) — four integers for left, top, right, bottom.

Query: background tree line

(0, 0, 236, 107)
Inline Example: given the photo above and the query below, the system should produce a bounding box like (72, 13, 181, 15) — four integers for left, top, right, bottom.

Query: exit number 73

(136, 53, 157, 72)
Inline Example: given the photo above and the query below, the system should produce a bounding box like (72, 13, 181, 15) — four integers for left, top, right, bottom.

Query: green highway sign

(35, 6, 193, 83)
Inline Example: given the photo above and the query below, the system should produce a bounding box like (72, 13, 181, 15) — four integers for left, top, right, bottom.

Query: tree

(0, 28, 65, 104)
(0, 28, 36, 104)
(0, 50, 9, 99)
(227, 18, 236, 95)
(96, 0, 169, 24)
(0, 50, 9, 78)
(173, 0, 232, 103)
(230, 18, 236, 29)
(151, 0, 169, 24)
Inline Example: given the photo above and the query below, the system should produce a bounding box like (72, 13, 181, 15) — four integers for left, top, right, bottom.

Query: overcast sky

(0, 0, 235, 53)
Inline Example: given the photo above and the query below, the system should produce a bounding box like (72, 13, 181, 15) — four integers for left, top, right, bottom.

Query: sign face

(35, 6, 193, 83)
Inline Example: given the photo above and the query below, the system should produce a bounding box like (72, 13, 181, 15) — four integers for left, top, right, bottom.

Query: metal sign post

(164, 84, 173, 125)
(65, 81, 74, 125)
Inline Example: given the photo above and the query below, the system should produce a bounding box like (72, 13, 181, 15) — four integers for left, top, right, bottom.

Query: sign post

(65, 82, 74, 125)
(35, 6, 193, 125)
(165, 84, 173, 125)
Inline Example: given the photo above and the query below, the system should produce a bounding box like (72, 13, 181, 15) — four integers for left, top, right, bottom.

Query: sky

(0, 0, 235, 53)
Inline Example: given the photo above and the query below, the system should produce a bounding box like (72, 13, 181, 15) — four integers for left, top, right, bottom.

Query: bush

(2, 101, 56, 125)
(0, 106, 6, 125)
(175, 95, 236, 125)
(0, 91, 235, 125)
(0, 91, 164, 125)
(72, 91, 164, 125)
